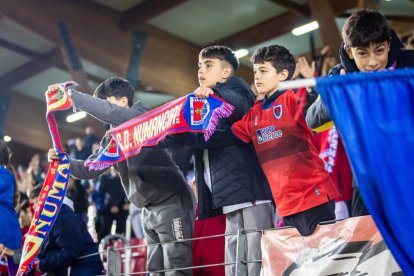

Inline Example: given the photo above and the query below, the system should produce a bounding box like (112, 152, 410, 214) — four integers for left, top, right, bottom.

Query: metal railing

(95, 215, 338, 275)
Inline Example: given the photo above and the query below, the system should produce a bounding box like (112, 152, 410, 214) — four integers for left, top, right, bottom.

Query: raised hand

(47, 148, 59, 162)
(297, 56, 316, 79)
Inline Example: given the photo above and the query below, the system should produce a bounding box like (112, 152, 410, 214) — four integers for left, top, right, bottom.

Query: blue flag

(316, 69, 414, 274)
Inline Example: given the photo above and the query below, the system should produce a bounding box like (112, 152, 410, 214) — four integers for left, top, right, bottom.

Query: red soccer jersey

(231, 89, 339, 217)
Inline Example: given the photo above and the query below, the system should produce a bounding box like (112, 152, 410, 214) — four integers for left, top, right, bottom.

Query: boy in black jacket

(189, 46, 274, 276)
(306, 9, 414, 216)
(157, 46, 275, 275)
(307, 9, 414, 131)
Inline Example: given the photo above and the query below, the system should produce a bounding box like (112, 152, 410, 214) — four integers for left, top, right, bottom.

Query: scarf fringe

(204, 102, 235, 141)
(84, 160, 114, 171)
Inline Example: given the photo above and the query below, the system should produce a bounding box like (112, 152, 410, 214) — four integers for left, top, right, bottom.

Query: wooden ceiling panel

(4, 92, 90, 150)
(0, 0, 200, 96)
(214, 0, 358, 50)
(0, 48, 62, 93)
(120, 0, 188, 31)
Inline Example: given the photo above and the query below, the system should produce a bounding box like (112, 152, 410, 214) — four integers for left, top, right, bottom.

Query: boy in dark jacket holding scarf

(154, 46, 274, 275)
(183, 46, 274, 276)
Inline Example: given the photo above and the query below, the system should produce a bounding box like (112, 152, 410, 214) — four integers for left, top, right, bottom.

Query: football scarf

(17, 83, 73, 275)
(83, 92, 235, 170)
(6, 256, 17, 276)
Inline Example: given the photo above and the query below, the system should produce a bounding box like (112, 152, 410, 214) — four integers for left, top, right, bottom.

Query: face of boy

(253, 62, 288, 96)
(106, 96, 129, 108)
(198, 58, 231, 88)
(346, 41, 390, 72)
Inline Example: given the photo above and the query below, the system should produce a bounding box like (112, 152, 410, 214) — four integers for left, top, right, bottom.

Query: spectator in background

(98, 167, 129, 240)
(0, 140, 21, 252)
(317, 46, 338, 77)
(0, 183, 104, 276)
(17, 199, 32, 239)
(71, 137, 89, 161)
(68, 177, 89, 225)
(25, 153, 45, 198)
(291, 55, 319, 115)
(83, 126, 98, 157)
(69, 138, 92, 225)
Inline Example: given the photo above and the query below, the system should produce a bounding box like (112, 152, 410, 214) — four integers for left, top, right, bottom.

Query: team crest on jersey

(273, 104, 283, 119)
(190, 97, 210, 126)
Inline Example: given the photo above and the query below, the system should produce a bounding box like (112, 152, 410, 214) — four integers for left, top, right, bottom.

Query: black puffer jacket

(193, 77, 273, 219)
(306, 30, 414, 129)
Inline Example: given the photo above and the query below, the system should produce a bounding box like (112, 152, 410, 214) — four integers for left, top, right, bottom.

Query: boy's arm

(70, 90, 148, 126)
(305, 96, 333, 131)
(70, 158, 106, 180)
(229, 111, 253, 144)
(69, 138, 108, 180)
(213, 82, 254, 123)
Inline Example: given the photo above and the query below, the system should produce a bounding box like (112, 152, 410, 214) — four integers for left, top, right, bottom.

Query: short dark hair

(93, 77, 134, 107)
(199, 45, 239, 72)
(342, 10, 390, 48)
(0, 140, 10, 166)
(250, 45, 296, 80)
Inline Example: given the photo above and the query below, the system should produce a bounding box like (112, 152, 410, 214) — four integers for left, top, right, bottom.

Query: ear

(222, 66, 232, 80)
(121, 96, 129, 107)
(278, 69, 289, 82)
(344, 46, 354, 60)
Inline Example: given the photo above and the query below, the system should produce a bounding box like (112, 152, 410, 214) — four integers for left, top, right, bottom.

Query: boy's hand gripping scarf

(17, 83, 73, 275)
(79, 88, 235, 170)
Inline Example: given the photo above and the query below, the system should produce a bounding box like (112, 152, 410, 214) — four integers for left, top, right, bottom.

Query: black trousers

(284, 200, 335, 236)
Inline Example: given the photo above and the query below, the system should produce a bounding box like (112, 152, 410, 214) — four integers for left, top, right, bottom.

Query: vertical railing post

(235, 229, 247, 276)
(125, 215, 132, 276)
(107, 246, 122, 276)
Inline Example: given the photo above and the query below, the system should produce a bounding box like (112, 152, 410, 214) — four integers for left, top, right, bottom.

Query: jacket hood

(339, 29, 404, 73)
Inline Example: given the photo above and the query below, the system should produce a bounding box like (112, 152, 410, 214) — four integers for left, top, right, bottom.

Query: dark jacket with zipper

(161, 77, 273, 219)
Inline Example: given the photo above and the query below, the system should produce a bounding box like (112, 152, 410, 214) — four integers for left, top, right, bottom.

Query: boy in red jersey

(204, 45, 340, 236)
(236, 45, 340, 235)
